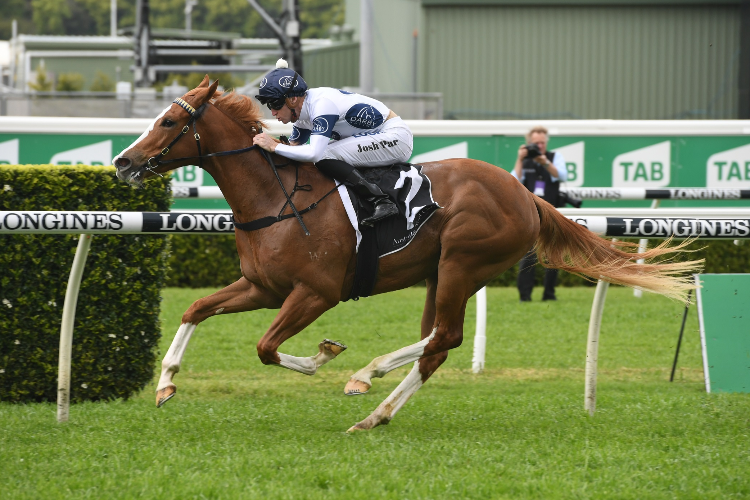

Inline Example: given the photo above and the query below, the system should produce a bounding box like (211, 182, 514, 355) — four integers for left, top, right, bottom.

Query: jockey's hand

(517, 144, 528, 160)
(253, 133, 277, 153)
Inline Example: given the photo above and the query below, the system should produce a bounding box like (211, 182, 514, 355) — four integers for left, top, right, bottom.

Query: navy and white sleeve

(275, 98, 339, 163)
(289, 126, 311, 145)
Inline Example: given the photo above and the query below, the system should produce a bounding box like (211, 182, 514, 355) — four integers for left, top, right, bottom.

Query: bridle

(142, 97, 338, 236)
(145, 97, 249, 174)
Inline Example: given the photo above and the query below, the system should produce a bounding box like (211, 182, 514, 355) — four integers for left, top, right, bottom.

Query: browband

(173, 98, 197, 116)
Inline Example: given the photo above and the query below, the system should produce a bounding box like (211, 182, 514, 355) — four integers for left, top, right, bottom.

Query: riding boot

(345, 169, 399, 226)
(315, 158, 398, 227)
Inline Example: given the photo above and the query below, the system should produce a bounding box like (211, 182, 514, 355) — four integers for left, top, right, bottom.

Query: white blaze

(112, 105, 172, 164)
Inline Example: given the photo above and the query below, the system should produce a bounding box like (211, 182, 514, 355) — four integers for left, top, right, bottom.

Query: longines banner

(2, 211, 750, 239)
(567, 216, 750, 239)
(562, 188, 750, 200)
(3, 125, 750, 209)
(0, 211, 235, 234)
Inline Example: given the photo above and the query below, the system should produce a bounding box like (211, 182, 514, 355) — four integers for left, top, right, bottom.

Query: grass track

(2, 287, 749, 499)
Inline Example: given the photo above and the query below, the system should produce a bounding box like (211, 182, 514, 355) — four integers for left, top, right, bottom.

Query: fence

(0, 211, 233, 422)
(4, 206, 750, 421)
(469, 205, 750, 417)
(0, 91, 443, 120)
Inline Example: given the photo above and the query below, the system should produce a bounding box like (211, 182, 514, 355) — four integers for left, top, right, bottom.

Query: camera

(558, 191, 583, 209)
(524, 143, 542, 159)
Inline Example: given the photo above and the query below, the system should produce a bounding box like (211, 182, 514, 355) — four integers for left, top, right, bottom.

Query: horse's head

(113, 75, 219, 187)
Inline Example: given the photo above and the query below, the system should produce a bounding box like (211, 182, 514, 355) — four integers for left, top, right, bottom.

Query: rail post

(472, 287, 487, 373)
(57, 234, 93, 423)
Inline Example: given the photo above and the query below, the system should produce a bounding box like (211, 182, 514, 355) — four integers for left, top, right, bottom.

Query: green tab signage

(555, 141, 585, 187)
(0, 138, 19, 165)
(707, 144, 750, 188)
(3, 123, 750, 209)
(612, 141, 671, 188)
(49, 140, 112, 166)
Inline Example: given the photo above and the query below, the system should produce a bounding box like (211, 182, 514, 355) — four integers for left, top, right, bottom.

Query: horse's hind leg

(347, 277, 450, 431)
(343, 263, 474, 397)
(346, 244, 514, 430)
(156, 277, 280, 407)
(345, 276, 439, 396)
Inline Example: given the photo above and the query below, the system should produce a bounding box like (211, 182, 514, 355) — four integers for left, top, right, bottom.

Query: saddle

(342, 163, 440, 300)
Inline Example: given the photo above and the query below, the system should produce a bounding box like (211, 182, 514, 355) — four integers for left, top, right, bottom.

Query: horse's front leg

(255, 284, 345, 376)
(156, 277, 280, 407)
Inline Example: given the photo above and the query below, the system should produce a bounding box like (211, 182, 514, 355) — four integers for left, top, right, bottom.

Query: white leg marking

(378, 361, 424, 418)
(157, 322, 196, 391)
(349, 361, 424, 431)
(278, 353, 317, 375)
(351, 327, 436, 386)
(277, 340, 346, 376)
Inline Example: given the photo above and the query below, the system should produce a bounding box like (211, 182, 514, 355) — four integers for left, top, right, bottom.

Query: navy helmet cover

(257, 68, 308, 102)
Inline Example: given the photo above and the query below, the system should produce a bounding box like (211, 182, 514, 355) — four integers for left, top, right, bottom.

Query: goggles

(259, 96, 287, 111)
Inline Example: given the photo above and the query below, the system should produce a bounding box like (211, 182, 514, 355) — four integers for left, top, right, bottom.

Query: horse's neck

(198, 110, 300, 222)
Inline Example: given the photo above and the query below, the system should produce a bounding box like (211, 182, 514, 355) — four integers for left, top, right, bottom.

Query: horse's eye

(161, 118, 175, 127)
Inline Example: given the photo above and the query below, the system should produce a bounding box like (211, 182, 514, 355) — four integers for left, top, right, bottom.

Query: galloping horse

(113, 77, 701, 431)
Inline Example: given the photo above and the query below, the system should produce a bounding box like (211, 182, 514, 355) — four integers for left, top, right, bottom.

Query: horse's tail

(531, 195, 703, 302)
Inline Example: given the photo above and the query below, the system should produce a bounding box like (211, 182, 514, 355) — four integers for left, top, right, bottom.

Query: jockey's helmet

(255, 59, 308, 110)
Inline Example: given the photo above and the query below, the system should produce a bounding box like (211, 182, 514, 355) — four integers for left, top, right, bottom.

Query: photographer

(512, 126, 569, 302)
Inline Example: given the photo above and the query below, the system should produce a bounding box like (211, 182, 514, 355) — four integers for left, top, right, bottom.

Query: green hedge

(166, 234, 240, 288)
(0, 165, 171, 403)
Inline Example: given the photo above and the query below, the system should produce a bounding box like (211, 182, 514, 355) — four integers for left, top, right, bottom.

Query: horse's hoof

(346, 414, 388, 432)
(346, 422, 369, 433)
(320, 339, 347, 356)
(344, 378, 371, 396)
(156, 386, 176, 408)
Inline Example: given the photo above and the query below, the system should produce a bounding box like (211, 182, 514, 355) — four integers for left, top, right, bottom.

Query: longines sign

(563, 188, 750, 200)
(2, 211, 749, 239)
(0, 211, 235, 234)
(568, 216, 750, 239)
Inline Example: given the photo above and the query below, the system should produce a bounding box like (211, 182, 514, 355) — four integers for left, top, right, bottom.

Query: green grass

(2, 287, 749, 499)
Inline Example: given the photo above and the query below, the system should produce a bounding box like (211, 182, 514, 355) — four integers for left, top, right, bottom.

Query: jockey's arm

(289, 126, 311, 146)
(275, 130, 333, 163)
(275, 99, 339, 162)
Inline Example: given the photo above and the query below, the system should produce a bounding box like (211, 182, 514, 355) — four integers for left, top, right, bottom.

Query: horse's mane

(208, 90, 267, 132)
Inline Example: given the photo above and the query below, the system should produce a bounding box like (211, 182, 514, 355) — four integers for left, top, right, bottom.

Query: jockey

(253, 59, 413, 226)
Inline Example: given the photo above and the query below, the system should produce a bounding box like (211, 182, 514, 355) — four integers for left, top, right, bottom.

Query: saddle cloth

(337, 163, 441, 300)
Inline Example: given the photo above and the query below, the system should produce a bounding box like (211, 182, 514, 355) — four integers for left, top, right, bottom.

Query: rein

(147, 97, 337, 236)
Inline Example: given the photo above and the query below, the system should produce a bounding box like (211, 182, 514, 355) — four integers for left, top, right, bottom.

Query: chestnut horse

(113, 77, 701, 431)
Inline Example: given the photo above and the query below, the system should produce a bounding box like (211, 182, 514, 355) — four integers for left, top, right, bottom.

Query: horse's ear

(206, 78, 219, 100)
(198, 74, 210, 88)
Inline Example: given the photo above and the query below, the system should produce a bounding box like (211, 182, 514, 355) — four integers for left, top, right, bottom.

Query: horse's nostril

(114, 157, 132, 169)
